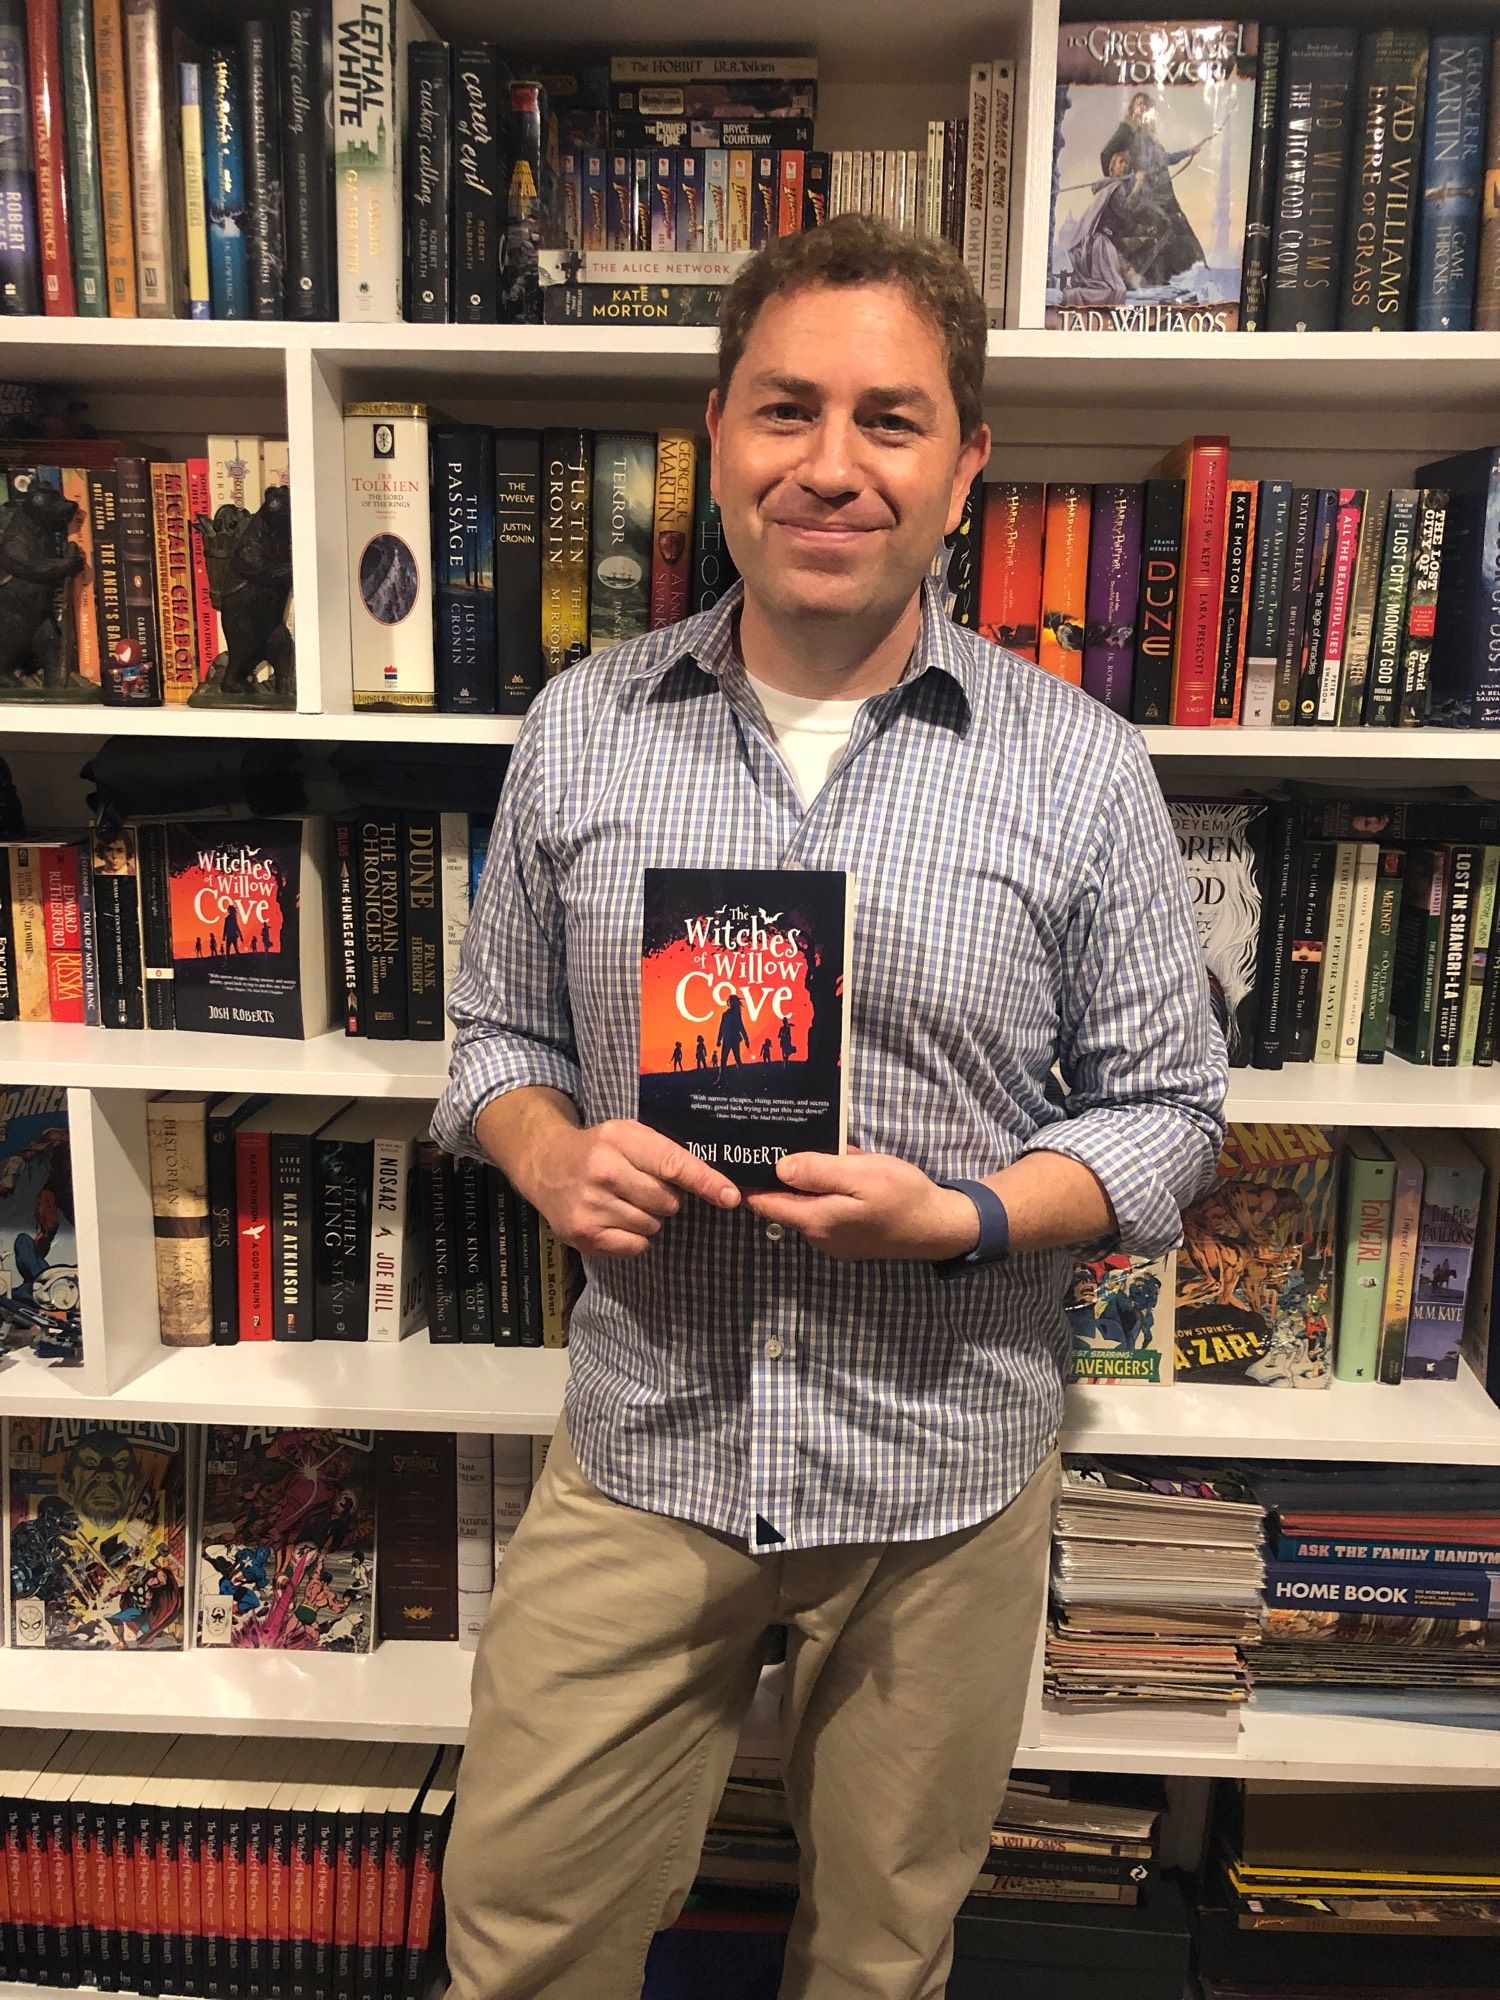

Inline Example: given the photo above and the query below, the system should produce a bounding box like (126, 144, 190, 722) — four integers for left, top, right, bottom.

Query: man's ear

(945, 423, 992, 535)
(705, 388, 722, 503)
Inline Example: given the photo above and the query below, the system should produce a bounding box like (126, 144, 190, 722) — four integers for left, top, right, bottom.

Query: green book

(60, 0, 109, 315)
(1335, 1130, 1395, 1383)
(1358, 847, 1404, 1062)
(1458, 845, 1500, 1066)
(1389, 846, 1448, 1063)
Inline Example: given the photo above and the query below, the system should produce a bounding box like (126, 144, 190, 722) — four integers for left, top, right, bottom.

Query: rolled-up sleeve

(431, 713, 585, 1159)
(1019, 727, 1228, 1257)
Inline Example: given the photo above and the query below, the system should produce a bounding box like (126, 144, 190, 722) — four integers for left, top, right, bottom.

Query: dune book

(639, 867, 853, 1191)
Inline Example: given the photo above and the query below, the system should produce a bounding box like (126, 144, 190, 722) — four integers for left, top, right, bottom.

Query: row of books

(1047, 20, 1500, 335)
(947, 442, 1500, 730)
(0, 1725, 459, 1999)
(345, 412, 735, 712)
(3, 1419, 546, 1654)
(145, 1092, 571, 1351)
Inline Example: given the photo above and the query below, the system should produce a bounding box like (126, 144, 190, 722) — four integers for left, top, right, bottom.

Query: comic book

(5, 1417, 188, 1648)
(1048, 20, 1259, 331)
(1175, 1124, 1338, 1388)
(196, 1426, 377, 1651)
(0, 1086, 82, 1368)
(1067, 1251, 1176, 1383)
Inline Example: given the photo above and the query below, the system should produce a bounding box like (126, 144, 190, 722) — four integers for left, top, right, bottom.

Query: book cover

(1358, 846, 1405, 1062)
(1268, 29, 1357, 331)
(1038, 481, 1089, 684)
(146, 1092, 212, 1347)
(1401, 1132, 1483, 1382)
(357, 812, 405, 1038)
(1344, 30, 1433, 330)
(91, 0, 136, 313)
(149, 461, 197, 703)
(1335, 487, 1389, 724)
(1066, 1250, 1175, 1384)
(1047, 20, 1258, 331)
(402, 36, 448, 322)
(27, 0, 75, 313)
(240, 17, 285, 320)
(978, 480, 1044, 660)
(1129, 474, 1183, 723)
(494, 428, 543, 712)
(588, 431, 654, 651)
(7, 1417, 186, 1647)
(1396, 486, 1448, 724)
(1175, 1123, 1337, 1388)
(332, 0, 433, 321)
(432, 423, 497, 711)
(1154, 434, 1230, 727)
(204, 45, 249, 318)
(639, 867, 853, 1192)
(165, 817, 329, 1039)
(1477, 31, 1500, 331)
(1081, 482, 1141, 713)
(1167, 796, 1272, 1067)
(1362, 487, 1420, 725)
(1414, 35, 1488, 330)
(345, 402, 434, 708)
(195, 1427, 376, 1650)
(402, 812, 441, 1039)
(121, 0, 186, 318)
(0, 0, 41, 313)
(1419, 446, 1500, 728)
(540, 426, 590, 676)
(1239, 22, 1281, 328)
(452, 44, 498, 323)
(59, 0, 107, 314)
(1334, 1129, 1394, 1382)
(0, 1087, 79, 1369)
(1211, 478, 1255, 722)
(649, 429, 695, 631)
(284, 4, 336, 320)
(179, 59, 213, 318)
(373, 1433, 457, 1643)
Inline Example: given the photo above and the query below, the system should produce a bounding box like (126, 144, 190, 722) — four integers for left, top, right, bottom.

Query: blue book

(1414, 35, 1489, 332)
(432, 424, 498, 713)
(1275, 1533, 1500, 1568)
(469, 818, 491, 906)
(205, 45, 249, 320)
(1264, 1560, 1500, 1620)
(0, 0, 40, 315)
(1417, 445, 1500, 726)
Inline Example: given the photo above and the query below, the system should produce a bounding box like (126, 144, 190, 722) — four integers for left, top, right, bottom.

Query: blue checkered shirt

(433, 576, 1227, 1552)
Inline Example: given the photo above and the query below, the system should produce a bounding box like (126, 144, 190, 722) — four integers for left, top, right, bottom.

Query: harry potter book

(165, 817, 331, 1039)
(639, 867, 853, 1192)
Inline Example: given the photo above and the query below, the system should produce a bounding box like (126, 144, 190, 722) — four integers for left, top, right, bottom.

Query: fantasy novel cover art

(1175, 1124, 1338, 1388)
(6, 1418, 187, 1649)
(639, 868, 852, 1191)
(1048, 20, 1259, 331)
(196, 1426, 376, 1652)
(0, 1087, 81, 1369)
(166, 818, 306, 1037)
(1067, 1251, 1176, 1384)
(1169, 797, 1275, 1066)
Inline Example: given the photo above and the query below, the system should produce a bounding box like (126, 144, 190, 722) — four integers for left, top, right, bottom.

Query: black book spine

(221, 1802, 244, 1996)
(1432, 844, 1477, 1065)
(1294, 490, 1339, 724)
(288, 1807, 314, 2000)
(453, 1152, 493, 1342)
(1270, 30, 1358, 332)
(313, 1135, 372, 1340)
(90, 1790, 118, 1991)
(1341, 29, 1429, 331)
(377, 1807, 410, 2000)
(494, 428, 543, 714)
(0, 850, 15, 1021)
(359, 814, 407, 1039)
(1212, 483, 1254, 720)
(355, 1809, 383, 2000)
(272, 1127, 317, 1338)
(283, 5, 335, 319)
(511, 1196, 544, 1347)
(68, 1797, 94, 1987)
(133, 1799, 158, 1996)
(486, 1163, 518, 1345)
(1240, 24, 1281, 330)
(87, 468, 125, 678)
(1287, 840, 1335, 1061)
(331, 1811, 360, 2000)
(691, 455, 737, 614)
(92, 836, 145, 1030)
(208, 1101, 247, 1345)
(48, 1793, 78, 1987)
(417, 1140, 461, 1342)
(153, 1800, 177, 1998)
(308, 1805, 336, 1992)
(1129, 476, 1183, 725)
(266, 1797, 290, 2000)
(241, 18, 285, 319)
(1476, 895, 1500, 1066)
(135, 821, 175, 1028)
(1271, 489, 1318, 726)
(403, 812, 444, 1040)
(1397, 487, 1448, 725)
(331, 817, 365, 1035)
(1364, 489, 1420, 725)
(433, 423, 499, 712)
(453, 45, 499, 323)
(176, 1801, 200, 1999)
(405, 38, 450, 323)
(1251, 807, 1299, 1070)
(114, 456, 164, 705)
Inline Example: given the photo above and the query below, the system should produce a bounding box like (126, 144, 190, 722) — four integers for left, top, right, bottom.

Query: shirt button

(765, 1222, 784, 1242)
(764, 1337, 784, 1360)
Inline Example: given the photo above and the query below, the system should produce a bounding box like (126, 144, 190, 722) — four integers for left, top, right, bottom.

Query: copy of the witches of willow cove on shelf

(1048, 20, 1259, 331)
(639, 868, 852, 1192)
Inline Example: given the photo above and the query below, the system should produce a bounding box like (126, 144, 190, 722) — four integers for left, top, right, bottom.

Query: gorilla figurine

(189, 483, 296, 708)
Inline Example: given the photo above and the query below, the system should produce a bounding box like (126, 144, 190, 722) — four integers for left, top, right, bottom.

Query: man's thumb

(778, 1152, 856, 1194)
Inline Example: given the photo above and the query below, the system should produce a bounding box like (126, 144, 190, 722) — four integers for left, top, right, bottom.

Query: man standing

(433, 212, 1226, 2000)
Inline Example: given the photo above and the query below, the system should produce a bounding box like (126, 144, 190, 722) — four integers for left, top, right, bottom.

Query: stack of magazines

(1045, 1459, 1266, 1748)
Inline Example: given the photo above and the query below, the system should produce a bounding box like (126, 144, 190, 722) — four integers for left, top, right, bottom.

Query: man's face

(706, 281, 989, 635)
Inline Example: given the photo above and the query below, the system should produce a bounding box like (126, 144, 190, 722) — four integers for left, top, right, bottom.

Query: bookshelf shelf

(0, 704, 526, 742)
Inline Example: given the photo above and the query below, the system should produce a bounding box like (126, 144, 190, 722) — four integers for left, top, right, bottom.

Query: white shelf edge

(0, 706, 525, 742)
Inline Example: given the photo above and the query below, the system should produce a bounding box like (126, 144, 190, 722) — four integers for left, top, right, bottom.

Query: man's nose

(797, 414, 860, 498)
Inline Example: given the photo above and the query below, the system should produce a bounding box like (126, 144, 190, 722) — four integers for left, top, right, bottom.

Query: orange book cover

(777, 150, 804, 235)
(151, 462, 198, 703)
(40, 843, 84, 1024)
(978, 481, 1044, 660)
(1039, 482, 1091, 684)
(1152, 435, 1230, 727)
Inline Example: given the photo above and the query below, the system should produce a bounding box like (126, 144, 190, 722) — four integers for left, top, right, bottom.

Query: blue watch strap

(932, 1178, 1010, 1275)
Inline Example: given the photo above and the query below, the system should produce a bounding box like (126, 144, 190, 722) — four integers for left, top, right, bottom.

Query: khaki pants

(444, 1421, 1058, 2000)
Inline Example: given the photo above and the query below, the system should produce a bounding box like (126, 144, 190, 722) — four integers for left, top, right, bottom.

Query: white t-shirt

(744, 669, 866, 808)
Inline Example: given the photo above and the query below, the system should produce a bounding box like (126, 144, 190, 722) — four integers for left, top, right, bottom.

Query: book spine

(236, 1123, 273, 1339)
(1363, 488, 1419, 724)
(1275, 1532, 1500, 1567)
(588, 430, 653, 651)
(538, 1213, 568, 1347)
(433, 424, 498, 710)
(978, 482, 1044, 661)
(27, 0, 76, 313)
(417, 1140, 461, 1342)
(282, 4, 333, 319)
(980, 61, 1012, 319)
(1335, 487, 1388, 724)
(1080, 482, 1141, 715)
(1414, 35, 1488, 329)
(1287, 840, 1334, 1061)
(185, 455, 217, 676)
(1313, 488, 1363, 723)
(1477, 878, 1500, 1063)
(1377, 1144, 1424, 1381)
(403, 811, 443, 1040)
(272, 1127, 317, 1338)
(494, 428, 543, 713)
(750, 150, 774, 249)
(1272, 487, 1318, 726)
(1264, 1562, 1499, 1617)
(113, 453, 163, 702)
(691, 453, 737, 615)
(150, 461, 197, 702)
(453, 1152, 493, 1342)
(59, 0, 107, 314)
(1358, 848, 1405, 1061)
(0, 0, 41, 313)
(1211, 481, 1255, 722)
(772, 148, 798, 242)
(452, 44, 497, 323)
(330, 817, 364, 1035)
(484, 1163, 517, 1345)
(80, 848, 102, 1023)
(240, 16, 284, 319)
(207, 1101, 246, 1342)
(0, 852, 15, 1022)
(540, 426, 590, 677)
(1476, 33, 1500, 330)
(177, 60, 212, 318)
(1391, 847, 1448, 1062)
(204, 46, 248, 318)
(1336, 843, 1380, 1061)
(331, 0, 400, 321)
(649, 429, 695, 630)
(91, 0, 135, 313)
(510, 1195, 543, 1347)
(314, 1134, 372, 1340)
(1250, 805, 1297, 1068)
(38, 840, 84, 1020)
(802, 147, 828, 231)
(403, 36, 448, 323)
(1240, 480, 1292, 726)
(1129, 477, 1183, 724)
(10, 846, 49, 1021)
(359, 812, 407, 1038)
(1427, 450, 1500, 728)
(1038, 481, 1089, 686)
(960, 61, 989, 293)
(440, 808, 467, 1020)
(1458, 845, 1499, 1064)
(147, 1096, 211, 1344)
(122, 0, 183, 317)
(1240, 23, 1281, 330)
(366, 1133, 411, 1342)
(135, 818, 174, 1026)
(1432, 844, 1478, 1064)
(346, 402, 434, 707)
(1270, 31, 1358, 331)
(1397, 486, 1448, 724)
(1341, 28, 1430, 330)
(1169, 442, 1229, 726)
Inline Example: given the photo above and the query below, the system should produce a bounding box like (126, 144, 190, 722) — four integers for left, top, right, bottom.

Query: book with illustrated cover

(1066, 1251, 1176, 1383)
(196, 1427, 377, 1651)
(1402, 1132, 1484, 1382)
(1167, 796, 1274, 1067)
(1175, 1123, 1338, 1388)
(639, 867, 853, 1191)
(166, 818, 330, 1039)
(1047, 20, 1259, 331)
(0, 1086, 81, 1368)
(6, 1417, 187, 1648)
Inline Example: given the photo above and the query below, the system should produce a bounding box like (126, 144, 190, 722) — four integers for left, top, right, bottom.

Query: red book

(1153, 435, 1230, 726)
(978, 480, 1044, 660)
(331, 1796, 364, 1994)
(354, 1750, 392, 1997)
(40, 842, 85, 1023)
(23, 1789, 51, 1975)
(649, 431, 696, 629)
(199, 1796, 224, 1991)
(1039, 483, 1091, 685)
(133, 1797, 158, 1990)
(245, 1789, 268, 1985)
(222, 1793, 247, 1992)
(235, 1125, 274, 1340)
(777, 150, 804, 235)
(108, 1783, 136, 1989)
(186, 457, 219, 679)
(25, 0, 76, 315)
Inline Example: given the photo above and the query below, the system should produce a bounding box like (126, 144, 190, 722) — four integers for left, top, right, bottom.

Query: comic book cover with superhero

(0, 1087, 82, 1369)
(1067, 1251, 1176, 1384)
(5, 1418, 187, 1648)
(1175, 1123, 1338, 1388)
(196, 1426, 377, 1651)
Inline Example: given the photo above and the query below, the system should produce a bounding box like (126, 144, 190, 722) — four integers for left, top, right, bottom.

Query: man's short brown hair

(716, 213, 988, 441)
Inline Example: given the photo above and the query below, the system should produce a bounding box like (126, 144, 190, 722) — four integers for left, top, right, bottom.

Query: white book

(208, 435, 265, 516)
(456, 1433, 495, 1649)
(1337, 843, 1381, 1062)
(332, 0, 438, 321)
(962, 62, 993, 292)
(439, 812, 470, 1030)
(366, 1103, 433, 1343)
(491, 1433, 533, 1568)
(1315, 841, 1360, 1063)
(925, 122, 942, 236)
(346, 402, 434, 708)
(982, 60, 1015, 322)
(704, 150, 728, 253)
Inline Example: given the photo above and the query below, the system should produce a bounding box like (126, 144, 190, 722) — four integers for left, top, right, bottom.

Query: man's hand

(744, 1150, 980, 1263)
(523, 1117, 741, 1259)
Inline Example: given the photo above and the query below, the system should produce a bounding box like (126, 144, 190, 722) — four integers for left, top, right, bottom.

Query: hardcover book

(1082, 483, 1142, 713)
(1047, 19, 1259, 331)
(639, 867, 853, 1191)
(1334, 1129, 1394, 1383)
(1174, 1122, 1337, 1388)
(1066, 1251, 1176, 1384)
(195, 1426, 377, 1650)
(332, 0, 435, 321)
(588, 431, 654, 650)
(1038, 482, 1089, 683)
(7, 1417, 187, 1648)
(165, 817, 331, 1039)
(146, 1091, 212, 1346)
(1268, 29, 1357, 332)
(1414, 35, 1488, 331)
(1167, 795, 1273, 1066)
(403, 35, 448, 322)
(0, 1085, 80, 1368)
(1340, 28, 1430, 331)
(1419, 446, 1500, 728)
(345, 402, 434, 708)
(494, 428, 543, 710)
(374, 1432, 457, 1640)
(284, 4, 336, 320)
(452, 43, 498, 323)
(431, 424, 497, 711)
(1402, 1131, 1483, 1381)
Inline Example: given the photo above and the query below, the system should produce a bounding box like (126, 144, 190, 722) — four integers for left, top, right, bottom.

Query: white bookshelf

(1, 0, 1499, 1792)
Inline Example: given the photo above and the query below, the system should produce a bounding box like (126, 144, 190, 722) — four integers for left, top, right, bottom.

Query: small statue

(189, 484, 295, 709)
(0, 478, 102, 702)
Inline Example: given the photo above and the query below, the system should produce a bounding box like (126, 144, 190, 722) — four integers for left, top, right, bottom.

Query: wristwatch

(932, 1178, 1010, 1276)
